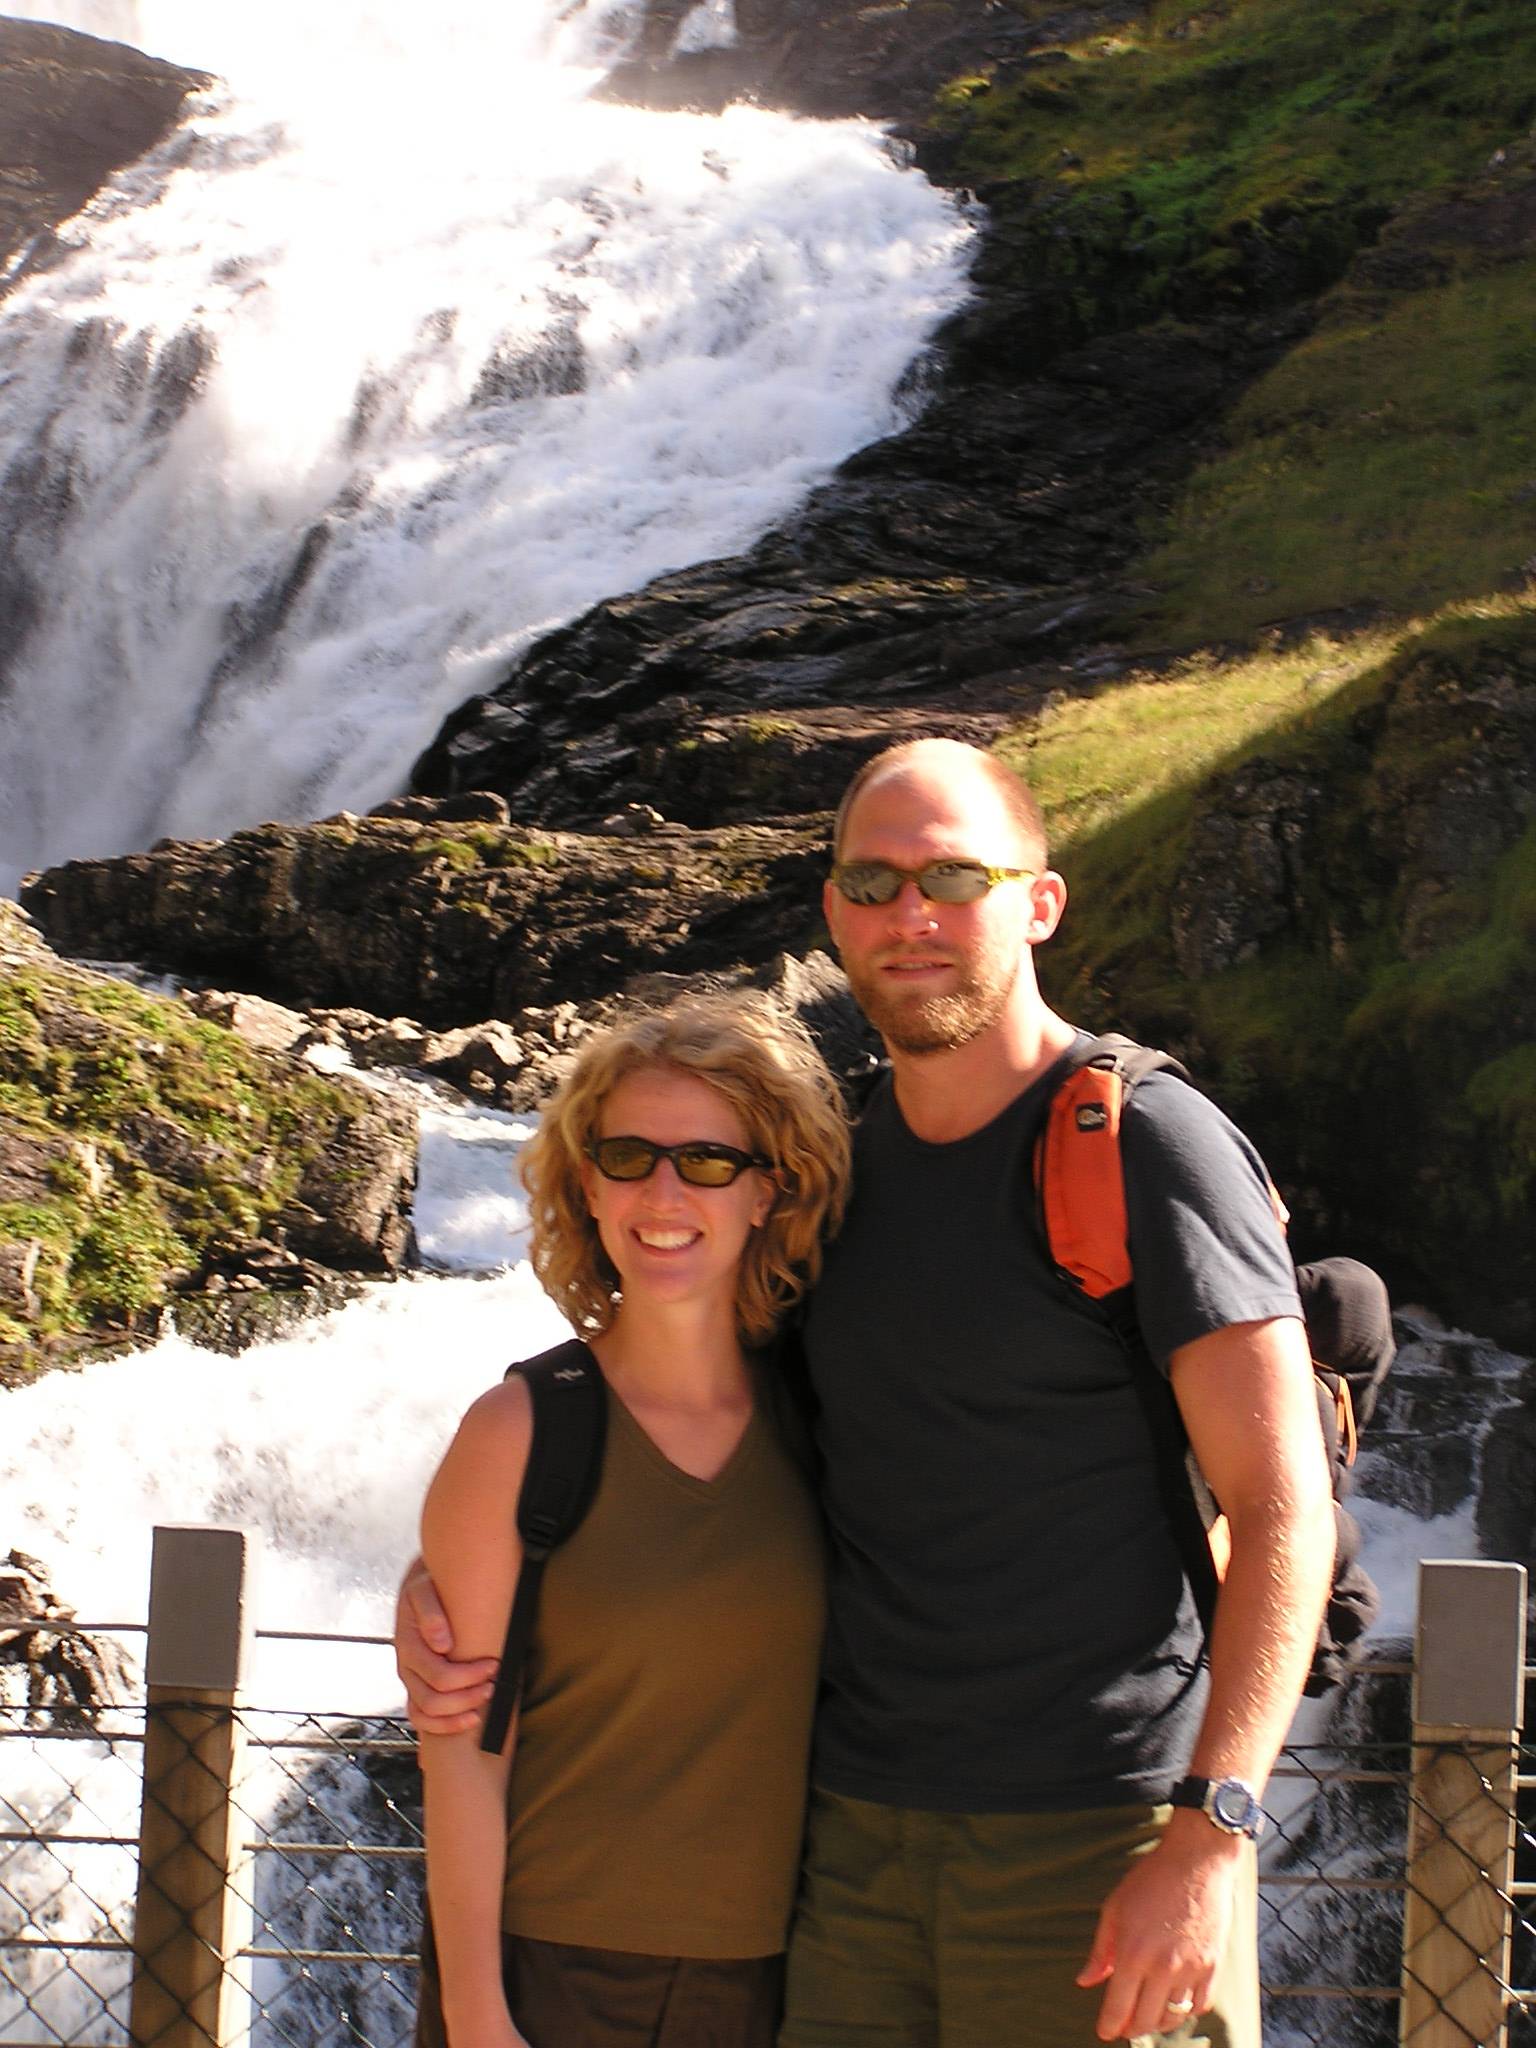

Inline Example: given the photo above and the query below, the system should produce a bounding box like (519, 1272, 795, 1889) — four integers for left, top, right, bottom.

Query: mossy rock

(0, 902, 415, 1375)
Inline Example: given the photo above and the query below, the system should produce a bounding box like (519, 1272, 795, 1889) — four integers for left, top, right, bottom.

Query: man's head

(825, 740, 1066, 1057)
(832, 740, 1049, 870)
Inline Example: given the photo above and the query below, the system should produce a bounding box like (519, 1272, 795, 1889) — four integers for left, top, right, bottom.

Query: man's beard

(843, 945, 1021, 1056)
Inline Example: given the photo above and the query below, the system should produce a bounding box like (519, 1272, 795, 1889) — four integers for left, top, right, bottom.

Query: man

(399, 739, 1336, 2046)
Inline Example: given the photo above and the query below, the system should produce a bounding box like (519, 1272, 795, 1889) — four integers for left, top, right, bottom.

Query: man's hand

(1076, 1814, 1245, 2040)
(395, 1554, 499, 1737)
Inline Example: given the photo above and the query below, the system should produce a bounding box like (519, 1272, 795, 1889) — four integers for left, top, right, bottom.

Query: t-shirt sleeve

(1120, 1071, 1302, 1369)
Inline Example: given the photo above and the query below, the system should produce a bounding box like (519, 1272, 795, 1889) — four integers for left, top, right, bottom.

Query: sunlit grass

(1001, 624, 1399, 856)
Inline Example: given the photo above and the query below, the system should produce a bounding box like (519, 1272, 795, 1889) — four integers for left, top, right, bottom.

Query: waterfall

(0, 0, 975, 894)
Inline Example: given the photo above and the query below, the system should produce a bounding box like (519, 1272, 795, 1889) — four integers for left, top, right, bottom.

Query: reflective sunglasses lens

(593, 1138, 658, 1180)
(833, 862, 902, 905)
(921, 861, 993, 903)
(674, 1146, 745, 1187)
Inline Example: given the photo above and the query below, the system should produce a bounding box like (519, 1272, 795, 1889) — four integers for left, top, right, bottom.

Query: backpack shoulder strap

(1035, 1033, 1191, 1301)
(479, 1339, 608, 1756)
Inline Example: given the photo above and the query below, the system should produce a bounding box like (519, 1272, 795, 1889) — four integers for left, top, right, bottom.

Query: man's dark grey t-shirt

(801, 1038, 1301, 1814)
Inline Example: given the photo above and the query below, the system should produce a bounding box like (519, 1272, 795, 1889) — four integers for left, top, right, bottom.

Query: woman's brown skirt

(414, 1923, 784, 2048)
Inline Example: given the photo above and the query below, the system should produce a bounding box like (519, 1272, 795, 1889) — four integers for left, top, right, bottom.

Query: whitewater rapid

(0, 0, 976, 893)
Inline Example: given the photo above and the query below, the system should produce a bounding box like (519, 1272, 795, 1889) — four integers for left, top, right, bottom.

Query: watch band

(1169, 1773, 1266, 1839)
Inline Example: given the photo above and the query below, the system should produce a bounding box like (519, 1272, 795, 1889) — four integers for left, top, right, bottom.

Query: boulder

(0, 900, 416, 1377)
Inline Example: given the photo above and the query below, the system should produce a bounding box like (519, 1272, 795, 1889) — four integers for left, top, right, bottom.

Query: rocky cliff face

(21, 796, 831, 1025)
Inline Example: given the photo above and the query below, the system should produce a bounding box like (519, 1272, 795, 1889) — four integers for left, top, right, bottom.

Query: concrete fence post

(1399, 1557, 1528, 2048)
(129, 1525, 258, 2048)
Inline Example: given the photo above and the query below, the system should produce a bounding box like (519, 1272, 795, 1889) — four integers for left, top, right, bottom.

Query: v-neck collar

(602, 1367, 762, 1499)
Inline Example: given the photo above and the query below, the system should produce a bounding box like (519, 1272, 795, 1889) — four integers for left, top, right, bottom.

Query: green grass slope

(931, 1, 1536, 1338)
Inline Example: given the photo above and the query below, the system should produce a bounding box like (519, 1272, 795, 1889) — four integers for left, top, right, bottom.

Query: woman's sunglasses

(586, 1137, 771, 1187)
(829, 858, 1036, 906)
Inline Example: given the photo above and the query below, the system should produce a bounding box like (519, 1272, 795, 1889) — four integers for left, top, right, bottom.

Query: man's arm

(1078, 1314, 1336, 2041)
(395, 1556, 499, 1735)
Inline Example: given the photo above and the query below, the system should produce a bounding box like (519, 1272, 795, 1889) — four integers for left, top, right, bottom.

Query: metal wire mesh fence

(2, 1571, 1532, 2047)
(2, 1686, 425, 2048)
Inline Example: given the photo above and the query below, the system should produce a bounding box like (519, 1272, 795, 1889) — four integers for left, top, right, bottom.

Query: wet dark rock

(410, 318, 1295, 830)
(0, 19, 209, 296)
(602, 0, 1140, 125)
(1474, 1358, 1536, 1571)
(0, 1549, 133, 1725)
(169, 1276, 365, 1357)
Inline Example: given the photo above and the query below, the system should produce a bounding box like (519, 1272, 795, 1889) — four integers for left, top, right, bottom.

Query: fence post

(129, 1525, 259, 2048)
(1399, 1557, 1528, 2048)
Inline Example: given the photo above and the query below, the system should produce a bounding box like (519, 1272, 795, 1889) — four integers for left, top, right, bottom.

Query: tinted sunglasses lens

(833, 862, 902, 904)
(674, 1146, 746, 1187)
(592, 1138, 659, 1180)
(921, 861, 993, 903)
(590, 1139, 757, 1185)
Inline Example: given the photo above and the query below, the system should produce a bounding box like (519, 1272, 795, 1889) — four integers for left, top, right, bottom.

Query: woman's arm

(419, 1378, 535, 2048)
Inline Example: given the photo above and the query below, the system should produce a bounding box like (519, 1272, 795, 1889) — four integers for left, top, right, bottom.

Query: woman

(415, 991, 850, 2048)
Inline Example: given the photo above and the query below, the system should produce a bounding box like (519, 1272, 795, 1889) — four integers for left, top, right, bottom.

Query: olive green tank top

(500, 1364, 826, 1959)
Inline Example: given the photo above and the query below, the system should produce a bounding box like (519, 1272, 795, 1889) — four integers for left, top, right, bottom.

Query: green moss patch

(0, 933, 379, 1359)
(937, 0, 1535, 323)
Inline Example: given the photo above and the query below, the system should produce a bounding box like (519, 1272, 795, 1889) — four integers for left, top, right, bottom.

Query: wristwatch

(1169, 1775, 1266, 1840)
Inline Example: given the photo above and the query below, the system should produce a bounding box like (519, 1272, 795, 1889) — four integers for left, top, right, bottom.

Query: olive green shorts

(779, 1788, 1258, 2048)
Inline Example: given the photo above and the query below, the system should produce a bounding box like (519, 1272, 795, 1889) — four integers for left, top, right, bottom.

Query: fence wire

(2, 1661, 1533, 2048)
(2, 1699, 422, 2048)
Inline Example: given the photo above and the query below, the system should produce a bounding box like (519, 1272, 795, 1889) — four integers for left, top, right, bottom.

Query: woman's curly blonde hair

(521, 991, 851, 1346)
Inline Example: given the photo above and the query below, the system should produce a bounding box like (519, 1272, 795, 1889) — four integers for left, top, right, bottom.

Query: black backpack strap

(479, 1340, 608, 1756)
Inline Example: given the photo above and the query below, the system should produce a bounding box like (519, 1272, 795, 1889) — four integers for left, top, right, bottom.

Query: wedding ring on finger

(1165, 1996, 1195, 2019)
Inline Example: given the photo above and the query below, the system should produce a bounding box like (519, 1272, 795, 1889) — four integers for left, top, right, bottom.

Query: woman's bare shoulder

(436, 1374, 535, 1486)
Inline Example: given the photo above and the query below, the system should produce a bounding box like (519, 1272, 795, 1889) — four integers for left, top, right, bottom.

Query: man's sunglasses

(586, 1137, 772, 1187)
(829, 858, 1037, 907)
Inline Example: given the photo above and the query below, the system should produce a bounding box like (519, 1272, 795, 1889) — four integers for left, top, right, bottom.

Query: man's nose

(887, 879, 939, 931)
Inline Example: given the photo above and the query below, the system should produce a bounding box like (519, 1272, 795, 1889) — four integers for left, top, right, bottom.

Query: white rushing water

(0, 0, 975, 893)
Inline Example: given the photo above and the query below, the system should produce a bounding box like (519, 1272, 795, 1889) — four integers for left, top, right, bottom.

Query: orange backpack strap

(1035, 1035, 1191, 1300)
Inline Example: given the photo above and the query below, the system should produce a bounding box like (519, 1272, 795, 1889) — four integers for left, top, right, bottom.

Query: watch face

(1211, 1781, 1254, 1830)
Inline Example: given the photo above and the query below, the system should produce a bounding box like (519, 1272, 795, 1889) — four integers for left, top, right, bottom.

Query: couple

(402, 738, 1336, 2048)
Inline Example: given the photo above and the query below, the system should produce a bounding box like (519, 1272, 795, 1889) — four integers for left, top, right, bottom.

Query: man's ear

(1025, 870, 1069, 945)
